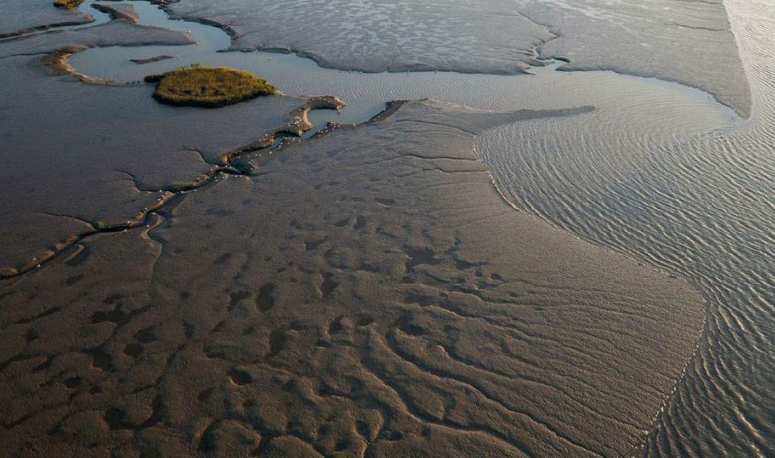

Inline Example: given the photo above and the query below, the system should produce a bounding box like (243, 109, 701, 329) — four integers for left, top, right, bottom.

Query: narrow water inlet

(66, 0, 738, 134)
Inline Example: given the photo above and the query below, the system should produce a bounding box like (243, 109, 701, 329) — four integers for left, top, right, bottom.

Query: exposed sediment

(42, 46, 112, 84)
(164, 0, 752, 116)
(0, 96, 346, 280)
(0, 2, 714, 456)
(0, 20, 195, 59)
(0, 0, 93, 39)
(0, 25, 305, 270)
(131, 55, 174, 64)
(91, 3, 140, 24)
(0, 100, 705, 457)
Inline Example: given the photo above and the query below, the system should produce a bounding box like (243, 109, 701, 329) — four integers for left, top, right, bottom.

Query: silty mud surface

(0, 0, 773, 456)
(0, 99, 706, 457)
(477, 0, 775, 454)
(0, 0, 96, 38)
(0, 0, 739, 271)
(163, 0, 752, 116)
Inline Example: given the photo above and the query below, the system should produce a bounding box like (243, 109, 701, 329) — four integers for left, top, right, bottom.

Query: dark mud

(0, 0, 93, 39)
(0, 100, 705, 457)
(0, 0, 747, 456)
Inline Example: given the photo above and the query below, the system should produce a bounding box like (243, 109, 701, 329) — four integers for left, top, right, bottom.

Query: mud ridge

(42, 46, 113, 84)
(0, 18, 94, 40)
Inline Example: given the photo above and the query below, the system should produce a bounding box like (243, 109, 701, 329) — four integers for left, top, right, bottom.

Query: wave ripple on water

(477, 0, 775, 455)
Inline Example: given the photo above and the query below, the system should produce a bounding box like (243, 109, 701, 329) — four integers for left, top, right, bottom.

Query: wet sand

(0, 0, 745, 456)
(0, 99, 705, 457)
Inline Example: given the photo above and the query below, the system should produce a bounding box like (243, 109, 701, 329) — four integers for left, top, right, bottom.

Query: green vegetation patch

(149, 64, 276, 108)
(53, 0, 84, 9)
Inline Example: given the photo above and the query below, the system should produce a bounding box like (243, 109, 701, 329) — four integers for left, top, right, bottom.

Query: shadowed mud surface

(0, 101, 704, 457)
(0, 21, 308, 269)
(0, 0, 94, 38)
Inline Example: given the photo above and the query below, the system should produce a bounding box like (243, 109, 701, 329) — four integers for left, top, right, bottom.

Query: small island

(147, 64, 276, 107)
(53, 0, 84, 9)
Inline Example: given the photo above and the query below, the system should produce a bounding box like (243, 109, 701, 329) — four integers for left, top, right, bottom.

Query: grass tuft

(150, 64, 276, 108)
(53, 0, 84, 9)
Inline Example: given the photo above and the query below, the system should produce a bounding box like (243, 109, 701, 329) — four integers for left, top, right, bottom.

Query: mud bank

(165, 0, 751, 116)
(0, 1, 724, 456)
(0, 20, 194, 58)
(0, 0, 93, 38)
(0, 100, 705, 457)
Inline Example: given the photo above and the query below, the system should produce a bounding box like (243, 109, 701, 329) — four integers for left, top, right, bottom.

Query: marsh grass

(53, 0, 84, 9)
(149, 64, 275, 107)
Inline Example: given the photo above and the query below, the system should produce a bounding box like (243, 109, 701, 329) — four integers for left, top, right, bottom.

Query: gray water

(68, 0, 775, 455)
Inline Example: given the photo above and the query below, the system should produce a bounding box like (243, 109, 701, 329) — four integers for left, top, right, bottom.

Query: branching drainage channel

(0, 99, 395, 281)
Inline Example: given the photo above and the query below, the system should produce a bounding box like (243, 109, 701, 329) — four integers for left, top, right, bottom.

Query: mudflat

(0, 100, 705, 457)
(167, 0, 751, 116)
(1, 0, 747, 456)
(0, 0, 93, 38)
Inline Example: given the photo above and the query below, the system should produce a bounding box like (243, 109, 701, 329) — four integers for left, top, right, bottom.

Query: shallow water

(478, 0, 775, 455)
(67, 0, 775, 454)
(69, 1, 736, 136)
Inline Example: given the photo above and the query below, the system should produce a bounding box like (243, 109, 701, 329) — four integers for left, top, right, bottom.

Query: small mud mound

(148, 65, 275, 107)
